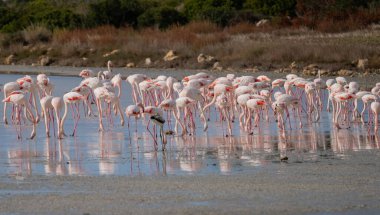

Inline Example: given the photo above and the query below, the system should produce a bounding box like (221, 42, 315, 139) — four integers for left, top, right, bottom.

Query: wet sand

(0, 66, 380, 214)
(1, 155, 380, 215)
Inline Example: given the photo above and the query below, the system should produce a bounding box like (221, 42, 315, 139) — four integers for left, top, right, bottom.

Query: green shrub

(87, 0, 142, 27)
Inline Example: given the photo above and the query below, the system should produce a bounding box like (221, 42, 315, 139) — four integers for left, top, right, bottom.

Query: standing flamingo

(61, 92, 84, 137)
(40, 96, 64, 138)
(3, 81, 23, 124)
(2, 91, 37, 139)
(125, 103, 144, 132)
(371, 102, 380, 133)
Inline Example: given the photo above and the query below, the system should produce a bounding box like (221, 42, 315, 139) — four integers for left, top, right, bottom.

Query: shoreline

(1, 154, 379, 214)
(0, 64, 379, 88)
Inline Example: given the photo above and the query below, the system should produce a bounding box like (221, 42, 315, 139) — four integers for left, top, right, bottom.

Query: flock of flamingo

(2, 61, 380, 150)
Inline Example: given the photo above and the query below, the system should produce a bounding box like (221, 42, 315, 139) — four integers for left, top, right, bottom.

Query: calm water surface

(0, 74, 379, 177)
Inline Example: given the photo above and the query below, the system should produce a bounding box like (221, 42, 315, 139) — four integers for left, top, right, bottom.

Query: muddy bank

(0, 64, 379, 87)
(0, 153, 379, 215)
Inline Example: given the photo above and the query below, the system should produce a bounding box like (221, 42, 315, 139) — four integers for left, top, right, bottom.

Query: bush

(22, 25, 52, 44)
(244, 0, 296, 16)
(87, 0, 142, 27)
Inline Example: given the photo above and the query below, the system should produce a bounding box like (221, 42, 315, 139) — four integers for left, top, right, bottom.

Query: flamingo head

(182, 77, 190, 82)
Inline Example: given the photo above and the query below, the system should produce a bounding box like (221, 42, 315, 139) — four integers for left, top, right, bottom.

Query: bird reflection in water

(7, 141, 32, 177)
(99, 131, 123, 175)
(44, 137, 68, 175)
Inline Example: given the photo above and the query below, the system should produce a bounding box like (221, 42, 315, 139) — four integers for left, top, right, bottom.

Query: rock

(337, 69, 354, 76)
(212, 62, 223, 71)
(305, 64, 319, 69)
(302, 64, 320, 76)
(47, 47, 53, 54)
(243, 67, 260, 73)
(289, 61, 298, 69)
(357, 58, 368, 70)
(4, 54, 15, 65)
(163, 50, 179, 61)
(82, 57, 88, 61)
(197, 53, 216, 63)
(319, 69, 329, 76)
(103, 49, 120, 57)
(39, 56, 52, 66)
(256, 19, 269, 27)
(145, 58, 152, 66)
(126, 62, 135, 68)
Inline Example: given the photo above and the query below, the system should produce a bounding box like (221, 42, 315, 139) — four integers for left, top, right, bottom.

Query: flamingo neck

(60, 102, 68, 130)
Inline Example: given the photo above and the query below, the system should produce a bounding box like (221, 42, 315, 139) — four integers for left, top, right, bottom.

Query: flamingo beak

(2, 97, 10, 102)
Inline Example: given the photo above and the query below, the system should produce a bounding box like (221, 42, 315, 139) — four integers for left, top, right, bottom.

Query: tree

(87, 0, 142, 27)
(244, 0, 296, 16)
(184, 0, 236, 26)
(138, 6, 187, 29)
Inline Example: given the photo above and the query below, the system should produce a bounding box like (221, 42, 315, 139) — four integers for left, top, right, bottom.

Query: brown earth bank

(1, 25, 380, 74)
(0, 154, 380, 215)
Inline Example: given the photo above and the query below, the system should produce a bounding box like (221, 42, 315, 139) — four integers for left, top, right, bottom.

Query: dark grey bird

(150, 114, 167, 150)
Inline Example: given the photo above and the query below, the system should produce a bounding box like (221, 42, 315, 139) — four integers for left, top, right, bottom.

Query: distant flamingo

(361, 94, 378, 124)
(216, 93, 233, 136)
(101, 60, 113, 80)
(111, 73, 122, 98)
(125, 103, 144, 132)
(371, 102, 380, 133)
(79, 69, 95, 78)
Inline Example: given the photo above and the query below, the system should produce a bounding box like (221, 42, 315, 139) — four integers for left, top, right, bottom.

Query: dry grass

(1, 21, 380, 70)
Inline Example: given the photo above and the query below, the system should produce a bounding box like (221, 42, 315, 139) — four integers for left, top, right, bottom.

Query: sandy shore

(1, 151, 379, 215)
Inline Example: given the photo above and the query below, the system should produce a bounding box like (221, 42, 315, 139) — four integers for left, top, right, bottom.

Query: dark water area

(0, 73, 379, 177)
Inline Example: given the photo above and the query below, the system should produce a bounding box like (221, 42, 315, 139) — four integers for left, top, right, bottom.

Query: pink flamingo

(180, 86, 208, 131)
(175, 97, 197, 135)
(126, 74, 150, 103)
(371, 102, 380, 133)
(159, 99, 187, 136)
(333, 92, 356, 129)
(125, 103, 144, 132)
(2, 91, 37, 139)
(246, 98, 266, 133)
(100, 60, 113, 80)
(37, 74, 54, 97)
(40, 96, 64, 138)
(216, 93, 233, 136)
(361, 94, 378, 124)
(111, 73, 122, 98)
(72, 84, 94, 117)
(61, 92, 84, 137)
(3, 81, 23, 124)
(79, 69, 94, 78)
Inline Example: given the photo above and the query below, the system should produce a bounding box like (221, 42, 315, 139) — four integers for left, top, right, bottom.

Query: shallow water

(0, 74, 379, 177)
